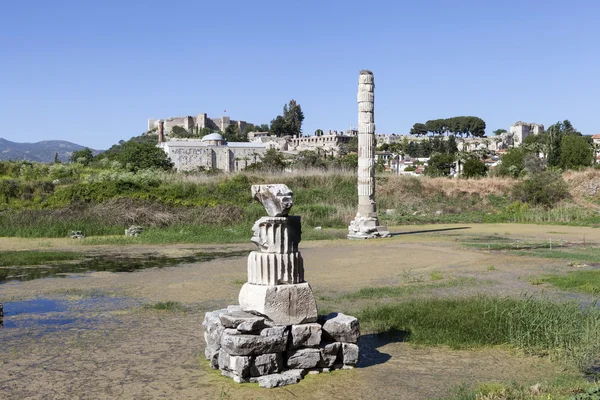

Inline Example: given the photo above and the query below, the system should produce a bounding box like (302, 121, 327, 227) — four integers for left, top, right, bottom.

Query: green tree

(69, 147, 94, 165)
(497, 147, 525, 178)
(424, 153, 455, 177)
(347, 136, 358, 153)
(315, 129, 324, 137)
(171, 125, 193, 138)
(108, 141, 173, 171)
(447, 135, 458, 154)
(410, 123, 428, 137)
(283, 99, 304, 137)
(462, 158, 488, 178)
(560, 134, 593, 170)
(54, 152, 61, 164)
(269, 115, 287, 137)
(223, 124, 247, 142)
(493, 129, 507, 136)
(546, 120, 581, 168)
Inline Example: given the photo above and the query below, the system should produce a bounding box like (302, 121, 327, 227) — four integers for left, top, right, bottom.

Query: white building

(159, 133, 266, 172)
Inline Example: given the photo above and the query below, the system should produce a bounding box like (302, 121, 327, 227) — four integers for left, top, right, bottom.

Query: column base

(238, 282, 318, 325)
(347, 215, 390, 239)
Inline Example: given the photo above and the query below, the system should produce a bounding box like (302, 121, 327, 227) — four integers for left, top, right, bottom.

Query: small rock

(435, 210, 443, 216)
(321, 313, 360, 343)
(125, 225, 143, 236)
(70, 231, 85, 239)
(314, 226, 322, 230)
(256, 369, 306, 388)
(341, 343, 359, 366)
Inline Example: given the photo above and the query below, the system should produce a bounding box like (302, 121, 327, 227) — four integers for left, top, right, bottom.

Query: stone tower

(348, 70, 390, 239)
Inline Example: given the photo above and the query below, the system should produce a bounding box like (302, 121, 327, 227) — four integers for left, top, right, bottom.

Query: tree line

(410, 116, 486, 138)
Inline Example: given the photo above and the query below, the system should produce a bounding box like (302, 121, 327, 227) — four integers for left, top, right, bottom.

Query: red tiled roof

(592, 134, 600, 139)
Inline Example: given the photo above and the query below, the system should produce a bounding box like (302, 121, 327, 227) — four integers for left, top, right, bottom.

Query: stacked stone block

(203, 309, 360, 388)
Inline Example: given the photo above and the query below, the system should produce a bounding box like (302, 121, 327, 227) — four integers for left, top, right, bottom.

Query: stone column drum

(238, 184, 318, 325)
(348, 70, 390, 239)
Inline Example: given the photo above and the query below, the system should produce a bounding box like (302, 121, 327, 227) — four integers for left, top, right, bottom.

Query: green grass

(512, 247, 600, 263)
(0, 250, 83, 266)
(541, 270, 600, 294)
(358, 295, 600, 371)
(440, 375, 596, 400)
(143, 301, 185, 311)
(342, 277, 481, 300)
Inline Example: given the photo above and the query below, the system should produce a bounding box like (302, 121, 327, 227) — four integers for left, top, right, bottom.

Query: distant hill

(0, 138, 102, 163)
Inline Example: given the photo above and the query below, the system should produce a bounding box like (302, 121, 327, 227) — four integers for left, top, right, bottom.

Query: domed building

(158, 132, 266, 172)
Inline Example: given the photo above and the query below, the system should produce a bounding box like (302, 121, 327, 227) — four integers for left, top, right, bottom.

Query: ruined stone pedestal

(203, 184, 359, 388)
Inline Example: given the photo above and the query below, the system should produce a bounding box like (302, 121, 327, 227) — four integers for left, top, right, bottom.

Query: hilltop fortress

(148, 113, 248, 135)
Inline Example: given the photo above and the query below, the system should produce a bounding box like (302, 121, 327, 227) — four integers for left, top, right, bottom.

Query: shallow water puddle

(0, 250, 247, 284)
(0, 296, 135, 330)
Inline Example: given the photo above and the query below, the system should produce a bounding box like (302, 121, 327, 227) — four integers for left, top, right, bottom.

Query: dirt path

(0, 223, 597, 399)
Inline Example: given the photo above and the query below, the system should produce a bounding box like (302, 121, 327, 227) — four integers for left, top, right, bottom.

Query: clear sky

(1, 0, 599, 149)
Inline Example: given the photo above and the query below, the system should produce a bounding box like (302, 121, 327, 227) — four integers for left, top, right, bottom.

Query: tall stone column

(348, 70, 390, 239)
(157, 119, 165, 143)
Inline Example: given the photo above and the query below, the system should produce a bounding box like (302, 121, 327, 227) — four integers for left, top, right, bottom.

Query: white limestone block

(256, 369, 306, 388)
(251, 216, 301, 254)
(359, 112, 375, 124)
(290, 323, 322, 349)
(358, 102, 374, 112)
(358, 123, 376, 134)
(220, 328, 287, 356)
(321, 313, 360, 343)
(287, 348, 321, 369)
(251, 353, 283, 376)
(319, 342, 341, 367)
(238, 282, 318, 325)
(218, 349, 252, 377)
(341, 343, 360, 366)
(357, 91, 374, 103)
(219, 311, 266, 332)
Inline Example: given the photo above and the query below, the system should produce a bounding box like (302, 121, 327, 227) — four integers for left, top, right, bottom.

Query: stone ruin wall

(148, 114, 247, 135)
(168, 146, 265, 173)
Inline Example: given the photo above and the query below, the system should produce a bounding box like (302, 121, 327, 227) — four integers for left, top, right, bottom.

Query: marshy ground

(1, 223, 600, 399)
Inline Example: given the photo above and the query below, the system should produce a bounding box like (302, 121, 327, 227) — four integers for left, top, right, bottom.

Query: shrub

(462, 159, 488, 178)
(511, 171, 570, 207)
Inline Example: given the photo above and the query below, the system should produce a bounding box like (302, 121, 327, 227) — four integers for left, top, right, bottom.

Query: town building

(158, 133, 266, 172)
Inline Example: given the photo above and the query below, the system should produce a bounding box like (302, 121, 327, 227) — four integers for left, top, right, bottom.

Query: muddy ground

(1, 223, 599, 399)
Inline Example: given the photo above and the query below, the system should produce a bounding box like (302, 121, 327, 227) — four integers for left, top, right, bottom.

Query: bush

(424, 153, 455, 177)
(462, 159, 488, 178)
(497, 147, 525, 177)
(511, 171, 569, 207)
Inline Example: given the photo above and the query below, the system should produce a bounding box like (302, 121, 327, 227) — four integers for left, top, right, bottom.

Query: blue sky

(1, 0, 599, 149)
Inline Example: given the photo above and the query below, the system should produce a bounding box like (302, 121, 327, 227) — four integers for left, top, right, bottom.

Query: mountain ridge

(0, 138, 102, 163)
